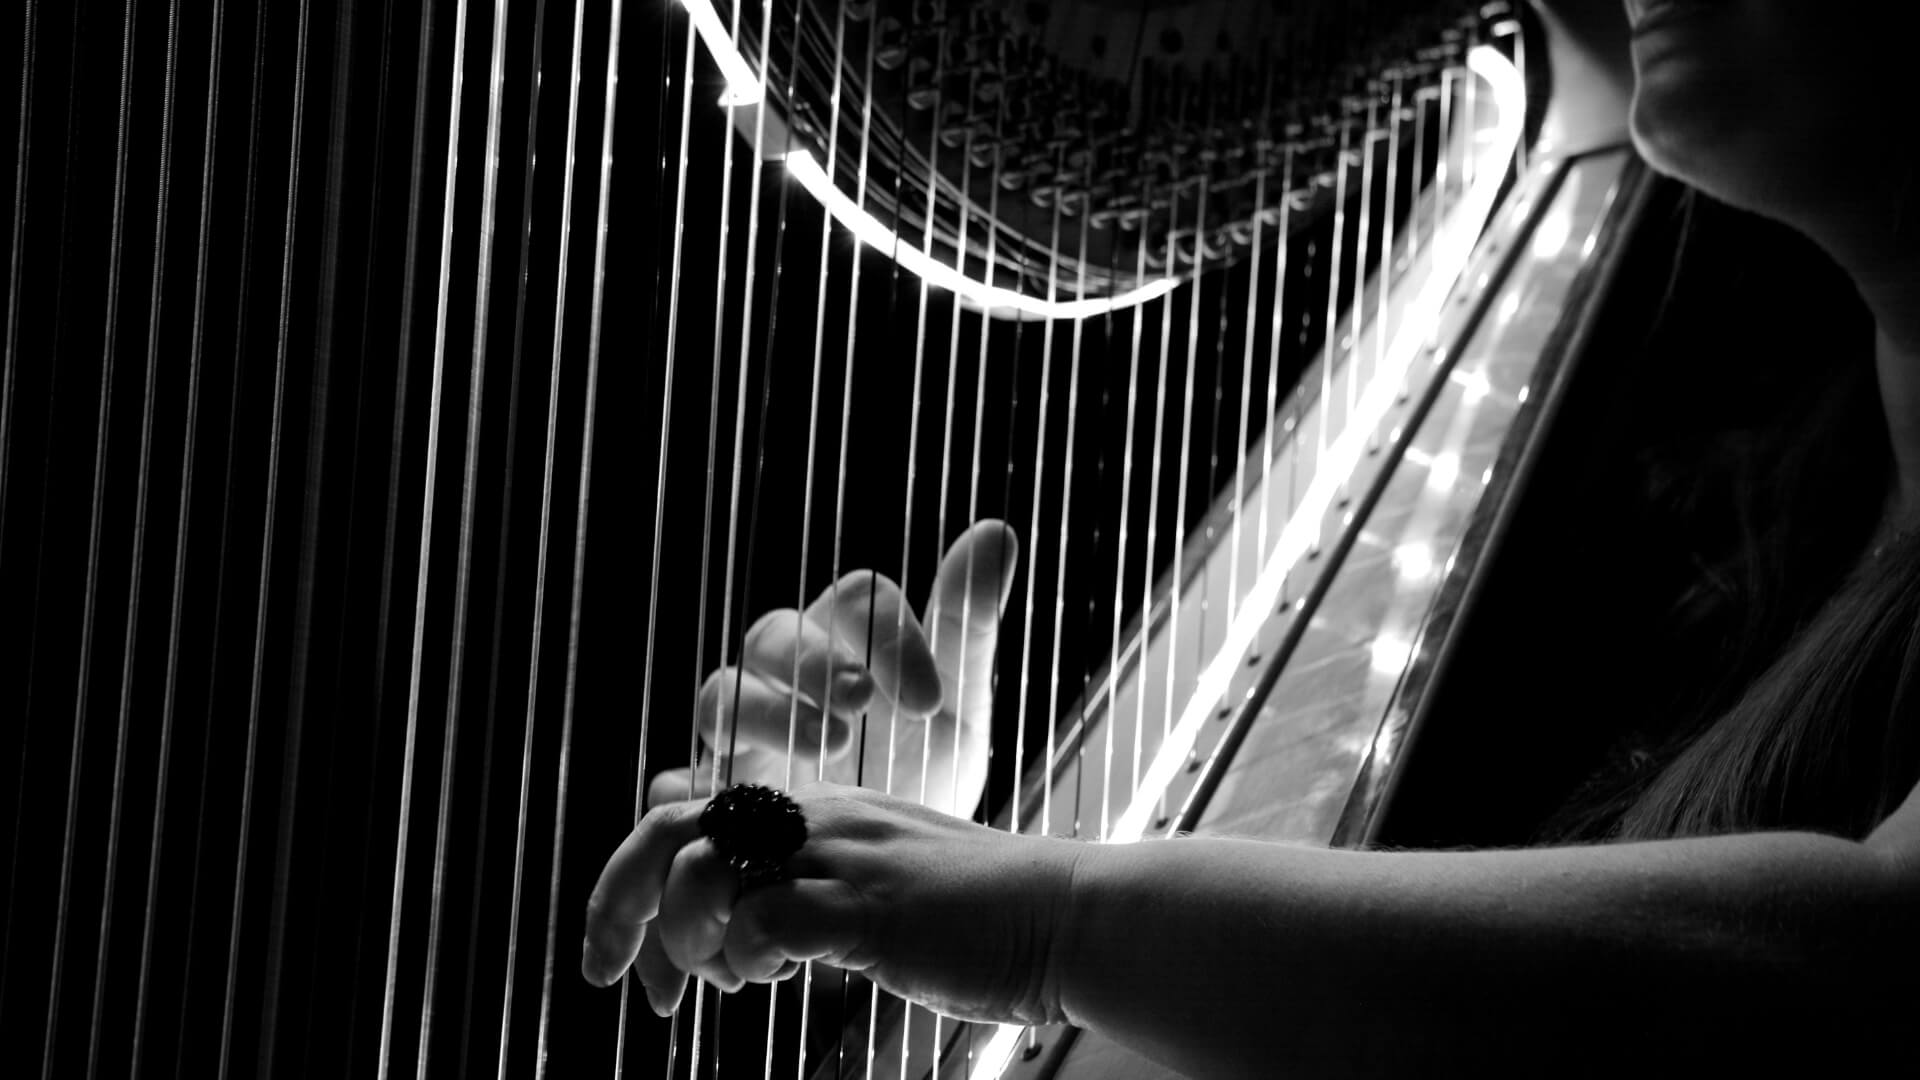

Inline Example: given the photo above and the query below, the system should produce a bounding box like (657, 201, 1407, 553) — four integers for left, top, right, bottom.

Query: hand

(580, 781, 1084, 1026)
(647, 520, 1019, 820)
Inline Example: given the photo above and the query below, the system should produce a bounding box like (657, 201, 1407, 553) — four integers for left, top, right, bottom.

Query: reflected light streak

(680, 0, 765, 104)
(1106, 43, 1524, 849)
(783, 153, 1180, 320)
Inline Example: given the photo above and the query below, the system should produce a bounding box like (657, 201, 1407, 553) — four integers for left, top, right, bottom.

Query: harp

(1, 0, 1659, 1076)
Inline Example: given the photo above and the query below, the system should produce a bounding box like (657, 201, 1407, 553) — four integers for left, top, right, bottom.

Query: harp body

(0, 1, 1665, 1077)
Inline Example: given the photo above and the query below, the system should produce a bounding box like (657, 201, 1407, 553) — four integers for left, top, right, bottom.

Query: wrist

(1043, 837, 1112, 1030)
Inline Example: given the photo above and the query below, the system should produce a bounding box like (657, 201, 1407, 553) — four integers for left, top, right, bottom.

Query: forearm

(1057, 832, 1916, 1078)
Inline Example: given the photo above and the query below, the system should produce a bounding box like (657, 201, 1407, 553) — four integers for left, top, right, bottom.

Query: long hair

(1549, 189, 1920, 842)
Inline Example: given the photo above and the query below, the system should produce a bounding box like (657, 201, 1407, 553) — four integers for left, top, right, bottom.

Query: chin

(1628, 68, 1829, 224)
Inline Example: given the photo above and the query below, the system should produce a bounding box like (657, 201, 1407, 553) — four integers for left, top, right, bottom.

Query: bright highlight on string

(782, 152, 1182, 319)
(972, 37, 1526, 1080)
(679, 0, 765, 105)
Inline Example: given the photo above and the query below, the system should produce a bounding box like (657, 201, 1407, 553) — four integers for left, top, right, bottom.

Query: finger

(725, 878, 875, 975)
(646, 766, 710, 810)
(636, 923, 688, 1016)
(741, 608, 876, 715)
(808, 571, 942, 719)
(581, 801, 706, 988)
(925, 521, 1019, 719)
(656, 841, 740, 978)
(696, 666, 829, 759)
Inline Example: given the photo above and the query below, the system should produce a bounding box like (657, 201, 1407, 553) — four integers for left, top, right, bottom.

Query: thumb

(925, 520, 1019, 719)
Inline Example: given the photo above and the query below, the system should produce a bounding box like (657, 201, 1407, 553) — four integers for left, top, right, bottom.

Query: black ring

(699, 783, 808, 887)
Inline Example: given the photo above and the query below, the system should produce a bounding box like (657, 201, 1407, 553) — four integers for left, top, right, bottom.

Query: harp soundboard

(0, 0, 1648, 1076)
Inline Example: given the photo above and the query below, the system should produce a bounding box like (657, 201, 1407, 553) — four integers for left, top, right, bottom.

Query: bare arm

(1058, 781, 1920, 1077)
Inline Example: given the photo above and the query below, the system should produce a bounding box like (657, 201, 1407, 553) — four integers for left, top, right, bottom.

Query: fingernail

(832, 668, 873, 705)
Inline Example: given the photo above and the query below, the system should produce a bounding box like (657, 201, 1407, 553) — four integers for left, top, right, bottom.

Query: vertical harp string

(532, 0, 624, 1068)
(1012, 144, 1066, 843)
(702, 0, 795, 1065)
(44, 0, 139, 1071)
(122, 0, 185, 1071)
(830, 7, 881, 1077)
(614, 6, 697, 1076)
(681, 0, 751, 1064)
(789, 1, 853, 1070)
(726, 0, 812, 1069)
(221, 0, 307, 1073)
(1044, 141, 1094, 846)
(345, 0, 432, 1066)
(1317, 111, 1349, 512)
(144, 0, 228, 1072)
(1135, 161, 1179, 802)
(1376, 70, 1403, 397)
(456, 0, 553, 1067)
(503, 0, 591, 1068)
(889, 16, 953, 1075)
(1156, 76, 1211, 827)
(380, 0, 473, 1068)
(1258, 142, 1296, 600)
(498, 0, 591, 1069)
(1226, 64, 1278, 631)
(1350, 87, 1378, 440)
(0, 0, 36, 1016)
(417, 0, 514, 1068)
(0, 0, 35, 541)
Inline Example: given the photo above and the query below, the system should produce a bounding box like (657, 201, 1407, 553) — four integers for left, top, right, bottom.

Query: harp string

(925, 45, 969, 1072)
(619, 10, 698, 1078)
(223, 0, 302, 1072)
(118, 0, 182, 1070)
(498, 0, 591, 1071)
(1227, 69, 1277, 630)
(139, 1, 221, 1071)
(790, 0, 854, 1065)
(1, 0, 35, 542)
(1013, 144, 1066, 844)
(833, 7, 882, 1076)
(48, 0, 139, 1071)
(1046, 155, 1093, 843)
(346, 0, 428, 1065)
(729, 0, 812, 1071)
(379, 0, 473, 1067)
(1113, 182, 1152, 816)
(0, 0, 34, 1027)
(416, 0, 513, 1067)
(1257, 144, 1296, 589)
(935, 57, 979, 825)
(535, 0, 624, 1071)
(681, 0, 751, 1064)
(907, 21, 948, 810)
(459, 0, 551, 1067)
(1429, 67, 1453, 353)
(1201, 152, 1233, 663)
(715, 0, 783, 790)
(1377, 71, 1403, 395)
(888, 19, 955, 1070)
(1318, 117, 1349, 513)
(1159, 96, 1211, 828)
(1138, 194, 1178, 797)
(1352, 93, 1379, 430)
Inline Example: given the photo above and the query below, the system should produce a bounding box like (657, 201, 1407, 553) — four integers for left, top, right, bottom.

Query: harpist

(584, 1, 1920, 1074)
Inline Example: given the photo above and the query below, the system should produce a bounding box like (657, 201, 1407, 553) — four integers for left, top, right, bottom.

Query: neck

(1804, 197, 1920, 529)
(1874, 317, 1920, 530)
